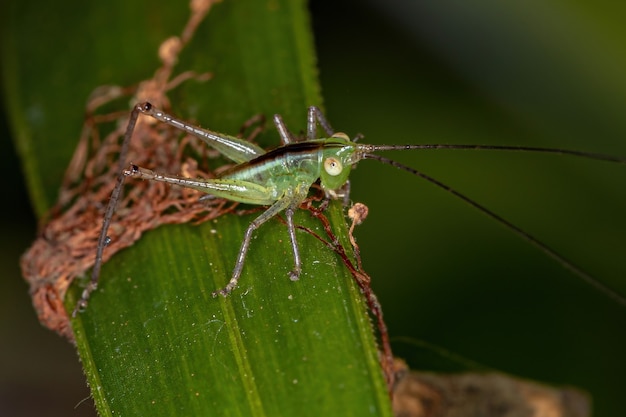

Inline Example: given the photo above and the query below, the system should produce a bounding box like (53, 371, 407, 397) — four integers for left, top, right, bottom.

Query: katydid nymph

(73, 102, 626, 315)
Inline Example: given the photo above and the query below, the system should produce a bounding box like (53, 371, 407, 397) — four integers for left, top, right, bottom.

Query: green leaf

(6, 0, 392, 415)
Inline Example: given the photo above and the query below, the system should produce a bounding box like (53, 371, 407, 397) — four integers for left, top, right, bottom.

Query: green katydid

(73, 102, 626, 315)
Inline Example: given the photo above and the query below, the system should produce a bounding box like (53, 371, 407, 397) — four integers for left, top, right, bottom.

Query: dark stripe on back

(221, 140, 335, 177)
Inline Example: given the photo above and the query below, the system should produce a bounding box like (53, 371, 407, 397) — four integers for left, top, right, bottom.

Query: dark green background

(3, 0, 626, 415)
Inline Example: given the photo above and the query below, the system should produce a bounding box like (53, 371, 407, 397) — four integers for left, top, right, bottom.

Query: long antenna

(363, 152, 626, 307)
(360, 144, 626, 164)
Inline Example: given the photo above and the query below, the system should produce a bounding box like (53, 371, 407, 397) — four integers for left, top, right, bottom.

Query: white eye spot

(324, 157, 342, 176)
(331, 132, 350, 140)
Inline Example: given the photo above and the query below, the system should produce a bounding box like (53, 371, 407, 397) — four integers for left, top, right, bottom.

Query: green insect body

(134, 139, 356, 205)
(73, 101, 626, 316)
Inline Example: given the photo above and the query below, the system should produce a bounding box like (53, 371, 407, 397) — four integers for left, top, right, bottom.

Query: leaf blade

(8, 0, 392, 415)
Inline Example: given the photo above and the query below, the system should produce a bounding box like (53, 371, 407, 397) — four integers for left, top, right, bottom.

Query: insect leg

(273, 106, 337, 144)
(137, 102, 266, 164)
(72, 105, 142, 317)
(285, 205, 302, 281)
(273, 114, 296, 145)
(308, 106, 335, 139)
(125, 164, 275, 205)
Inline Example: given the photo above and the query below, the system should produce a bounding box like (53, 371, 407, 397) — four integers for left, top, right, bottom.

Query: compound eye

(324, 157, 342, 176)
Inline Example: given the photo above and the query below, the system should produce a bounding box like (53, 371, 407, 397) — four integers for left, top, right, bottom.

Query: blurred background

(3, 0, 626, 415)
